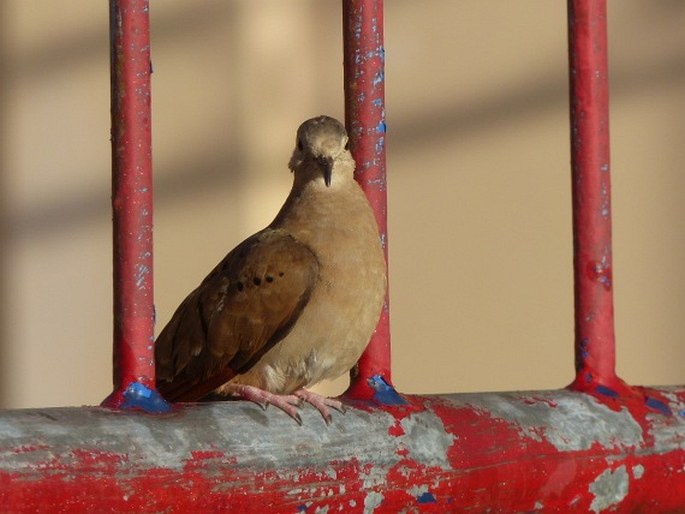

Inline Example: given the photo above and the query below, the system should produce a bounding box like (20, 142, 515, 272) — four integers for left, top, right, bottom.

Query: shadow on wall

(0, 2, 7, 404)
(7, 4, 685, 241)
(1, 1, 685, 407)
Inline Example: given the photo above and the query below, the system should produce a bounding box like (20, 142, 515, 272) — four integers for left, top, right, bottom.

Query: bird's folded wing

(155, 229, 319, 401)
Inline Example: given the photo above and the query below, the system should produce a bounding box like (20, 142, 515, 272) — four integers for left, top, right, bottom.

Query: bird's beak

(318, 156, 333, 187)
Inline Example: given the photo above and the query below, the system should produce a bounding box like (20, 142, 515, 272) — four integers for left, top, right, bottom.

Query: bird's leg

(293, 389, 346, 425)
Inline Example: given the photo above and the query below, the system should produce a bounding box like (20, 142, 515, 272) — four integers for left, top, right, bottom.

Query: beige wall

(1, 2, 684, 408)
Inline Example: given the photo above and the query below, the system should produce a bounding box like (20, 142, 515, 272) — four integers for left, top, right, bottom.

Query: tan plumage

(155, 115, 387, 422)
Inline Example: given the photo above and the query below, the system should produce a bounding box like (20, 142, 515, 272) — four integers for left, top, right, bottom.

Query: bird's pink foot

(232, 384, 304, 425)
(294, 388, 346, 425)
(230, 385, 345, 424)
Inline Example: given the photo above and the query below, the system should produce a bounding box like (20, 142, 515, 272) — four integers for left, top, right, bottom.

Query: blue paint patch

(373, 98, 383, 108)
(646, 397, 671, 415)
(579, 338, 589, 359)
(296, 505, 307, 512)
(369, 375, 406, 405)
(122, 382, 171, 413)
(679, 410, 685, 417)
(417, 492, 437, 504)
(595, 385, 619, 398)
(373, 70, 384, 87)
(376, 121, 386, 133)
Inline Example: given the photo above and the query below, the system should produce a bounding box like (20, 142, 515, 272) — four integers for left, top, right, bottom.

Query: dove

(155, 115, 387, 423)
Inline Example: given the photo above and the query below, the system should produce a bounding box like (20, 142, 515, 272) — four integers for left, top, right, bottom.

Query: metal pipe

(2, 388, 685, 512)
(102, 0, 166, 412)
(342, 0, 396, 402)
(567, 0, 621, 394)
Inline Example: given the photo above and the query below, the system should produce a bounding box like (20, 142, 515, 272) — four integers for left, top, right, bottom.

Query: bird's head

(288, 115, 354, 188)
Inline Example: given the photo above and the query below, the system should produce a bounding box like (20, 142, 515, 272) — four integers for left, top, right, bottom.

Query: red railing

(101, 0, 165, 412)
(1, 1, 685, 512)
(342, 0, 394, 401)
(567, 0, 620, 394)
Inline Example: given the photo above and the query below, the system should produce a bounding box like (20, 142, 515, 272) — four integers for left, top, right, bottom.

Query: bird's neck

(270, 178, 364, 241)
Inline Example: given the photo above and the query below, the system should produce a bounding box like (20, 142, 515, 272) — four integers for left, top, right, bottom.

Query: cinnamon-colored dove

(155, 115, 387, 423)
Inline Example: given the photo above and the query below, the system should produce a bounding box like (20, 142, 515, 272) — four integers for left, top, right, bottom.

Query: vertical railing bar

(567, 0, 622, 394)
(342, 0, 397, 401)
(102, 0, 167, 411)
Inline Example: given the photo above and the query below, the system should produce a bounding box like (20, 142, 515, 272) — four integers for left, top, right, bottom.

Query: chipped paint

(589, 466, 629, 513)
(407, 483, 431, 500)
(342, 0, 391, 402)
(568, 0, 617, 394)
(399, 411, 455, 470)
(648, 411, 685, 452)
(463, 391, 643, 452)
(108, 0, 157, 409)
(363, 491, 383, 512)
(3, 390, 685, 511)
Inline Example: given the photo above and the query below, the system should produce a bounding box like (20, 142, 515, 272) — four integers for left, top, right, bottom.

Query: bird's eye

(297, 138, 304, 151)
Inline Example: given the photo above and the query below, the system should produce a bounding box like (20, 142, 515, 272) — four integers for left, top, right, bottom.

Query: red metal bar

(102, 0, 166, 412)
(566, 0, 623, 395)
(342, 0, 395, 402)
(3, 388, 685, 512)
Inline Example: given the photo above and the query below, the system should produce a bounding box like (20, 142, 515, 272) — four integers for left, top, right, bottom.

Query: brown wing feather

(155, 228, 319, 401)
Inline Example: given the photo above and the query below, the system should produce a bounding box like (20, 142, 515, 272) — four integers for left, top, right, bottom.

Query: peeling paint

(466, 391, 643, 451)
(134, 263, 150, 288)
(589, 465, 629, 513)
(408, 483, 432, 502)
(649, 411, 685, 452)
(3, 390, 685, 512)
(399, 411, 455, 470)
(363, 491, 383, 513)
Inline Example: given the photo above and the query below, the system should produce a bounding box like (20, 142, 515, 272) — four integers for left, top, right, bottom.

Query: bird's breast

(241, 184, 387, 392)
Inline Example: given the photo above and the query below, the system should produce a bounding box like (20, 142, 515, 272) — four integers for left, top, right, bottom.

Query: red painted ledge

(2, 387, 685, 513)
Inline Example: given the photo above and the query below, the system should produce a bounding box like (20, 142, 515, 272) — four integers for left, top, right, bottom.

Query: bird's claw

(294, 389, 346, 424)
(234, 384, 345, 424)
